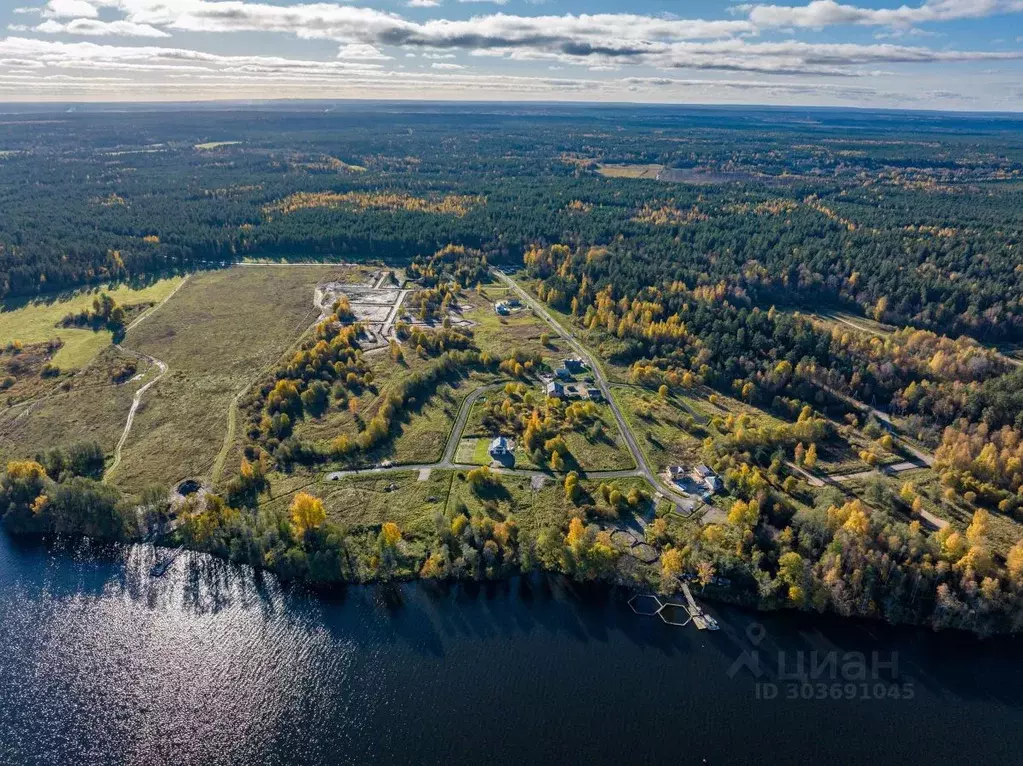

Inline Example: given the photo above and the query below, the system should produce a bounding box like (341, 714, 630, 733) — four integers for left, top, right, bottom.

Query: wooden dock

(680, 582, 719, 631)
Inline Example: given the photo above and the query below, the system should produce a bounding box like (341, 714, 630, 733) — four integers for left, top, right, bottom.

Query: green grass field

(463, 289, 567, 365)
(260, 469, 450, 539)
(109, 266, 343, 494)
(0, 277, 185, 370)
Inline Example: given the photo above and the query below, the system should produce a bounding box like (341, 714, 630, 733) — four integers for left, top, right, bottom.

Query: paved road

(492, 269, 694, 510)
(324, 378, 644, 483)
(440, 383, 506, 465)
(380, 289, 412, 340)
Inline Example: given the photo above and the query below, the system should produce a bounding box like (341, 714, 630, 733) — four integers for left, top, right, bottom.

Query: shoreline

(5, 528, 1019, 640)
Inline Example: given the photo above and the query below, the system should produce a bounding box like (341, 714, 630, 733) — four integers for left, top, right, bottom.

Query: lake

(2, 533, 1022, 765)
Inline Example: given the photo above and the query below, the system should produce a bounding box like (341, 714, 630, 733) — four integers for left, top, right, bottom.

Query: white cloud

(35, 18, 172, 37)
(0, 37, 382, 75)
(13, 6, 42, 14)
(458, 0, 509, 4)
(90, 3, 1020, 76)
(0, 1, 1018, 108)
(42, 0, 101, 19)
(873, 27, 942, 40)
(337, 43, 391, 60)
(741, 0, 1023, 30)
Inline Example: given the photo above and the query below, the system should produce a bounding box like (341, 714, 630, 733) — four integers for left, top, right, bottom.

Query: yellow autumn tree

(1007, 541, 1023, 585)
(804, 443, 818, 470)
(290, 492, 326, 537)
(661, 547, 684, 579)
(966, 509, 990, 545)
(381, 521, 402, 548)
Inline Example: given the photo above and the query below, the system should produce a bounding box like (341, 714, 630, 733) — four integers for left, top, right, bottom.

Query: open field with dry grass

(596, 163, 664, 179)
(0, 345, 151, 464)
(109, 265, 345, 494)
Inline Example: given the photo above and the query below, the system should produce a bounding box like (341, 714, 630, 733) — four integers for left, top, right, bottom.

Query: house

(554, 366, 572, 379)
(546, 381, 565, 398)
(489, 436, 512, 457)
(692, 464, 722, 494)
(669, 464, 722, 495)
(495, 298, 521, 315)
(585, 387, 602, 401)
(693, 464, 714, 480)
(563, 357, 586, 373)
(703, 474, 723, 494)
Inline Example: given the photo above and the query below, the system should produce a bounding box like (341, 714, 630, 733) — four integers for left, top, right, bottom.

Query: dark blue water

(2, 533, 1022, 766)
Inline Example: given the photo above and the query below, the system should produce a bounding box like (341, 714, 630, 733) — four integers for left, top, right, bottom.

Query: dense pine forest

(2, 103, 1022, 340)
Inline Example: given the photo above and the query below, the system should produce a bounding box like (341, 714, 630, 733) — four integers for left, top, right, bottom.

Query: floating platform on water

(627, 584, 719, 630)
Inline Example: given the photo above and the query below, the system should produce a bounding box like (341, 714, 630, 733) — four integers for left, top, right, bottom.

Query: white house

(489, 436, 512, 457)
(546, 381, 565, 398)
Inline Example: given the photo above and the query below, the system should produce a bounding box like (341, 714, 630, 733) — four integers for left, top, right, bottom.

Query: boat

(150, 547, 183, 578)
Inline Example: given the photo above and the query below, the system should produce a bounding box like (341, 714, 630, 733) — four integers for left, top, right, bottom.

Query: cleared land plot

(292, 349, 499, 467)
(447, 473, 651, 535)
(0, 277, 185, 369)
(812, 310, 896, 337)
(319, 470, 451, 537)
(455, 437, 483, 464)
(111, 266, 342, 494)
(260, 470, 452, 559)
(464, 291, 568, 364)
(387, 383, 465, 465)
(814, 430, 900, 474)
(612, 386, 704, 472)
(596, 163, 664, 179)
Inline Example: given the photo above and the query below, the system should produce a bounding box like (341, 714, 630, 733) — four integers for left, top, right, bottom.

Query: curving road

(105, 348, 167, 479)
(816, 381, 934, 467)
(323, 379, 646, 484)
(104, 277, 189, 479)
(440, 382, 507, 466)
(491, 270, 695, 510)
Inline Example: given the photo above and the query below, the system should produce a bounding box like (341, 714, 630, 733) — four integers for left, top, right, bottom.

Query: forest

(1, 104, 1022, 340)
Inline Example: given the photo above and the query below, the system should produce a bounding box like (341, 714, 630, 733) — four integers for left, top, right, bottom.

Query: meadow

(109, 266, 344, 495)
(0, 277, 185, 369)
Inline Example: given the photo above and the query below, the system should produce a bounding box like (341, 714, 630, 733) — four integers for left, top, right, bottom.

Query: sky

(0, 0, 1021, 109)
